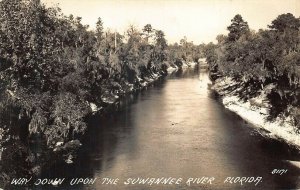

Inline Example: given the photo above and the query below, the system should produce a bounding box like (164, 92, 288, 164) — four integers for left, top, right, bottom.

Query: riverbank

(82, 60, 199, 115)
(88, 62, 198, 114)
(211, 77, 300, 149)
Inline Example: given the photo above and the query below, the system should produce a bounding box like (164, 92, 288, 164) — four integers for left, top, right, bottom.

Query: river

(43, 67, 300, 190)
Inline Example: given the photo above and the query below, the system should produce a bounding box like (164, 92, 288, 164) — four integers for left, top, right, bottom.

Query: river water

(44, 67, 300, 190)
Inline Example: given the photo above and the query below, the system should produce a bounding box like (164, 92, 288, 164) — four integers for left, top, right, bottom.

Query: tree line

(204, 13, 300, 129)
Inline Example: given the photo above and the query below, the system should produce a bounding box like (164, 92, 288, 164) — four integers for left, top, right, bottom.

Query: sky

(42, 0, 300, 44)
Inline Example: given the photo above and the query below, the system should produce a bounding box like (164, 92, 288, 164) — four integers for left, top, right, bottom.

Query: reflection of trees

(36, 93, 140, 189)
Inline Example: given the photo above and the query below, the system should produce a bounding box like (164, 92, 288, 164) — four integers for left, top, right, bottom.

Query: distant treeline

(204, 13, 300, 128)
(0, 0, 203, 185)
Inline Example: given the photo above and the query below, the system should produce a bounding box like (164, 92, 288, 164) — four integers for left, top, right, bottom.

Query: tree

(227, 14, 250, 41)
(142, 24, 153, 42)
(216, 34, 227, 44)
(155, 30, 167, 50)
(268, 13, 300, 32)
(154, 30, 167, 63)
(96, 17, 104, 40)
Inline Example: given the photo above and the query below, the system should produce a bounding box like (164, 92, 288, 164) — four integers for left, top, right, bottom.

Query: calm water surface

(44, 68, 300, 190)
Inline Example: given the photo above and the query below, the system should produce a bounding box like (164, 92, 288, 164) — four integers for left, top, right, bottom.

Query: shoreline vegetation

(205, 14, 300, 149)
(0, 0, 203, 188)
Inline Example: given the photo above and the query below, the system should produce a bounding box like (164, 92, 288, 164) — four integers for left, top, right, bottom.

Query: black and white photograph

(0, 0, 299, 189)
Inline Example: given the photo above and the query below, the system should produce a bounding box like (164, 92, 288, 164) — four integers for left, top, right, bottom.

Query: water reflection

(42, 67, 300, 190)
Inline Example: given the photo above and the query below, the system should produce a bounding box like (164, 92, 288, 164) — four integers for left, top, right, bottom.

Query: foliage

(207, 13, 300, 128)
(0, 0, 203, 184)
